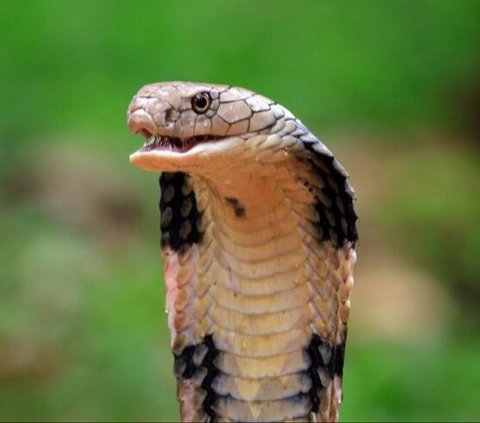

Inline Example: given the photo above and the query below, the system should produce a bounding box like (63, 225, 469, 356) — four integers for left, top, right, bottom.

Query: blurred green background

(1, 0, 479, 421)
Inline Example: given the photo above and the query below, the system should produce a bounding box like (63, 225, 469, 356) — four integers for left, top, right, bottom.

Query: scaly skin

(127, 82, 358, 422)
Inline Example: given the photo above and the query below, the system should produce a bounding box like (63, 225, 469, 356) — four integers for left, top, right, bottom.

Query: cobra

(127, 82, 358, 422)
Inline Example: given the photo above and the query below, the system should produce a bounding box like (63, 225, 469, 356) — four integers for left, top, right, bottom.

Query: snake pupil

(192, 92, 211, 113)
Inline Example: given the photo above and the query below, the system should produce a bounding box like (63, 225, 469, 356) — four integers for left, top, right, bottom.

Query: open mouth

(138, 130, 220, 153)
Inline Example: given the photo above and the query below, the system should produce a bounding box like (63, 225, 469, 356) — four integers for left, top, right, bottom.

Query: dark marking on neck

(173, 335, 219, 421)
(159, 172, 202, 252)
(306, 334, 347, 413)
(302, 141, 358, 248)
(333, 341, 346, 377)
(225, 197, 246, 217)
(200, 336, 220, 419)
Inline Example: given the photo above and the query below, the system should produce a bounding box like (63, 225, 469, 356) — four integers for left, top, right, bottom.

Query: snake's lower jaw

(129, 137, 231, 173)
(129, 133, 265, 174)
(129, 149, 195, 173)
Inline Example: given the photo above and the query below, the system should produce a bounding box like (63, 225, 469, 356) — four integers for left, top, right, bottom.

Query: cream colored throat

(184, 164, 318, 349)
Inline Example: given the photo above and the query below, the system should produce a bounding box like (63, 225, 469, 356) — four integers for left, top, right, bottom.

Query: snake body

(127, 82, 357, 422)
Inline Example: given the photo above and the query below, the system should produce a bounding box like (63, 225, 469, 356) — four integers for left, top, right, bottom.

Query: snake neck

(160, 165, 355, 422)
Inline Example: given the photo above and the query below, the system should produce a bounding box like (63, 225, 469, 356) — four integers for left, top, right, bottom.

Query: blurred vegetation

(0, 1, 479, 421)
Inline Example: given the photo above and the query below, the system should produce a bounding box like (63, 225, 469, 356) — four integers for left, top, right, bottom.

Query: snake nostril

(165, 109, 180, 124)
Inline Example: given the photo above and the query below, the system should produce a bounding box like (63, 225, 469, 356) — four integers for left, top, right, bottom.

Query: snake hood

(127, 82, 358, 422)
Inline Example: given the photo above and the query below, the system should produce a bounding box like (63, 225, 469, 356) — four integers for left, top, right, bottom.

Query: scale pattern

(127, 82, 358, 422)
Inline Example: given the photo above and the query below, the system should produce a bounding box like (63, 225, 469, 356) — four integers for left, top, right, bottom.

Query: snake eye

(191, 92, 211, 114)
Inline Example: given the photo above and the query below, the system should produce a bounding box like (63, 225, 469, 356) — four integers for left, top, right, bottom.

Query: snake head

(127, 81, 288, 173)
